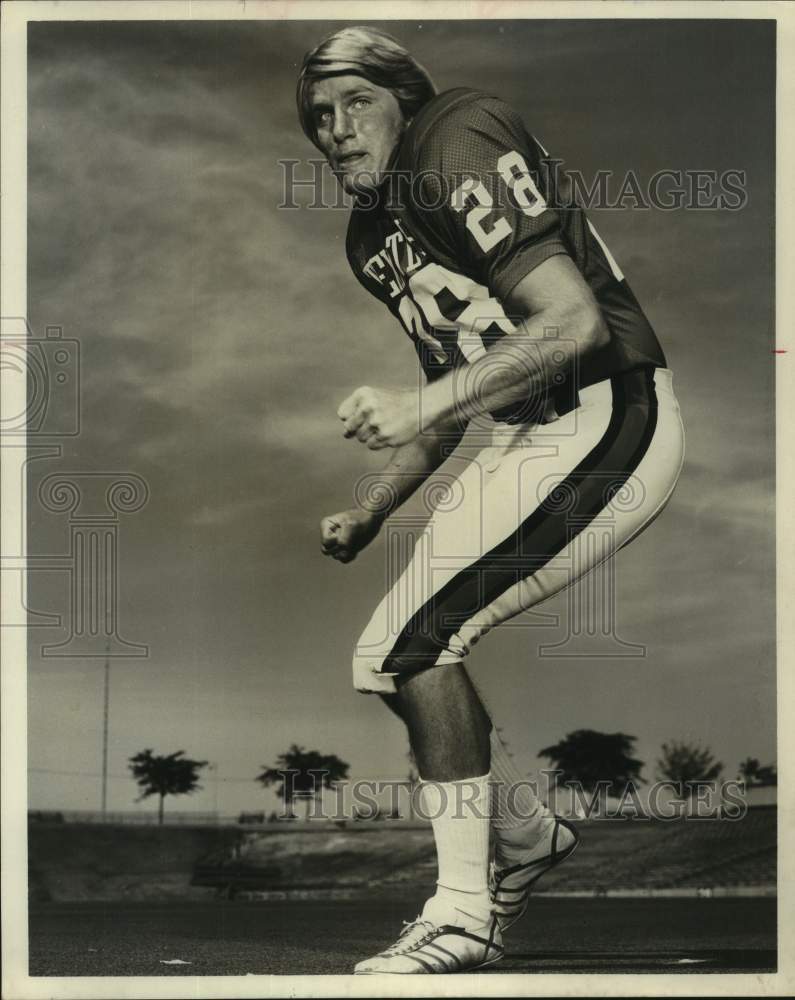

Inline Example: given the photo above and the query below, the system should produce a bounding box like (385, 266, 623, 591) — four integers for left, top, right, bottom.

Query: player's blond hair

(297, 26, 436, 145)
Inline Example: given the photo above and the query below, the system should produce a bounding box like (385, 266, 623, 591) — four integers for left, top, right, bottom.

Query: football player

(299, 26, 685, 974)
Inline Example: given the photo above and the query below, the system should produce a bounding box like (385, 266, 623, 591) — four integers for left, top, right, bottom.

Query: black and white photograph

(1, 1, 791, 995)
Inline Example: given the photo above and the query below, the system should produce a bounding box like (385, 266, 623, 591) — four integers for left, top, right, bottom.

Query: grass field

(29, 896, 776, 976)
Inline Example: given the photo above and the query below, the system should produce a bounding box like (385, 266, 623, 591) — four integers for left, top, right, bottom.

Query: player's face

(309, 75, 406, 195)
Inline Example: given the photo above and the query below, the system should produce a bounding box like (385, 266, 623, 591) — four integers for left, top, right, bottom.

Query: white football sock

(418, 773, 492, 927)
(489, 730, 555, 856)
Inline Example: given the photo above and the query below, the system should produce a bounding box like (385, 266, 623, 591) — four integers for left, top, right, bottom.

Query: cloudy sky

(25, 17, 775, 815)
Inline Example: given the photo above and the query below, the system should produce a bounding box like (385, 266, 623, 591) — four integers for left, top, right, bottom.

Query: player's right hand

(320, 508, 382, 564)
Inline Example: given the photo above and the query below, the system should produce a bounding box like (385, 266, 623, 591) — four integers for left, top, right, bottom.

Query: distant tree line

(538, 730, 776, 800)
(126, 734, 775, 820)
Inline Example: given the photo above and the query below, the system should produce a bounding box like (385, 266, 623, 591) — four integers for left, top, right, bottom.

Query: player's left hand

(337, 386, 421, 450)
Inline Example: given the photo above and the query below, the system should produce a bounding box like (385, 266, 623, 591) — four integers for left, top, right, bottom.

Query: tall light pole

(209, 762, 219, 823)
(101, 642, 110, 820)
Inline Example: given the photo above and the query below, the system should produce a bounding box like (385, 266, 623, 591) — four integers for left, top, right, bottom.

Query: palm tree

(128, 749, 208, 824)
(738, 757, 761, 785)
(656, 740, 723, 798)
(738, 757, 777, 787)
(256, 744, 349, 820)
(538, 729, 645, 794)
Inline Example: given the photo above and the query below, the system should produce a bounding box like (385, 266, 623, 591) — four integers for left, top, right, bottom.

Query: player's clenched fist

(320, 508, 382, 563)
(337, 386, 421, 449)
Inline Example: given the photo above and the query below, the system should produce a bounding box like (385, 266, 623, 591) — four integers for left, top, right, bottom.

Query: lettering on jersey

(354, 217, 516, 374)
(363, 219, 425, 299)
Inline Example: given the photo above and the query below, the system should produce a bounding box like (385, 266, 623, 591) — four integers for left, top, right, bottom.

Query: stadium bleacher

(29, 808, 776, 901)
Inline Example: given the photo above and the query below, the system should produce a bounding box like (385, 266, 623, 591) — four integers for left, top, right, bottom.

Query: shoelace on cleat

(488, 860, 502, 899)
(380, 918, 439, 956)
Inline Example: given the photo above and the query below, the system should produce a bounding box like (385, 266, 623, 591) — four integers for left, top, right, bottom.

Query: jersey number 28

(450, 148, 625, 282)
(451, 151, 546, 252)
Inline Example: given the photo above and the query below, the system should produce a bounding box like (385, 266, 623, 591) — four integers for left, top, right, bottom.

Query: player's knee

(352, 648, 397, 695)
(351, 645, 445, 694)
(351, 606, 472, 694)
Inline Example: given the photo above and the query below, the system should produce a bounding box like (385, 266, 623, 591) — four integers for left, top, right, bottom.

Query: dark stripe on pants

(382, 368, 659, 675)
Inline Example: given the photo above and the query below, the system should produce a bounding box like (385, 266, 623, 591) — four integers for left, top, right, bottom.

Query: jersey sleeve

(406, 96, 569, 301)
